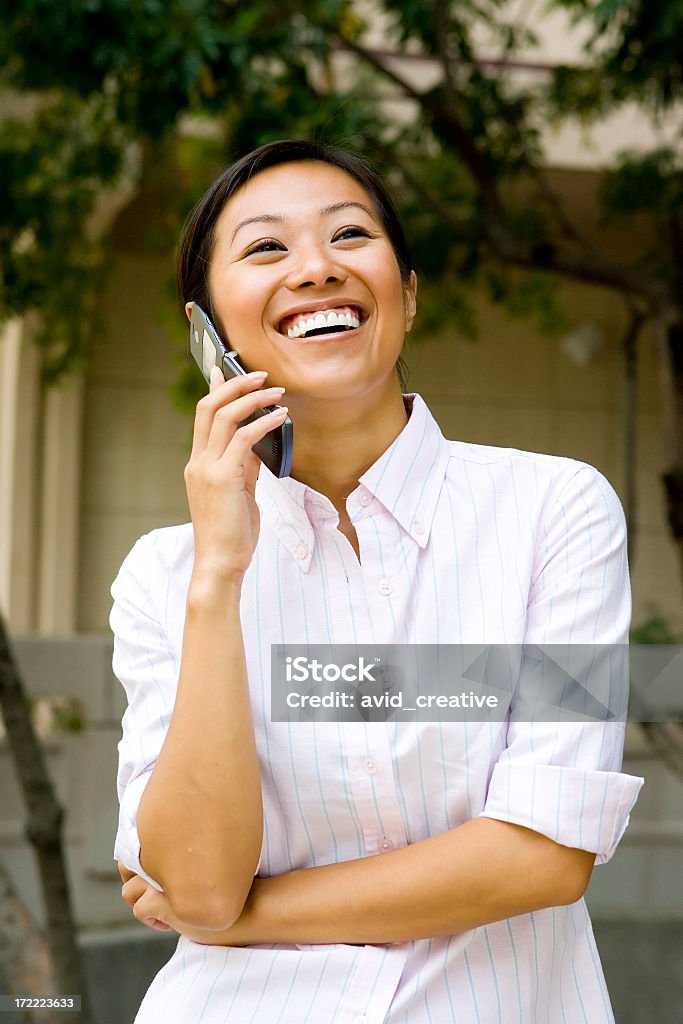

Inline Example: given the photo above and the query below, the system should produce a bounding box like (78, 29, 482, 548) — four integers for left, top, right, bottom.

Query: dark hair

(176, 139, 414, 386)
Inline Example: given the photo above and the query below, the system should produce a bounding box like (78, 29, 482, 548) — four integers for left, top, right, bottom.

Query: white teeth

(283, 305, 362, 337)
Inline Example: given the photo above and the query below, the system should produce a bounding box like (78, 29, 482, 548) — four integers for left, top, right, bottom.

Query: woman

(111, 139, 643, 1023)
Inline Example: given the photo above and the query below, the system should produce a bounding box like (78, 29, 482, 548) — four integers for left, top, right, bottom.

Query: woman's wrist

(188, 567, 244, 604)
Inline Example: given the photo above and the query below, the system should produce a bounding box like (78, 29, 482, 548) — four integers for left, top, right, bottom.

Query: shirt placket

(338, 491, 411, 859)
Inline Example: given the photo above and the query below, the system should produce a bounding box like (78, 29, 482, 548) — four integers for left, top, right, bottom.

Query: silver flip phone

(189, 303, 293, 478)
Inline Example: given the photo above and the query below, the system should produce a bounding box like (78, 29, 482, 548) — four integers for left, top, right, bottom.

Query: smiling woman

(111, 139, 643, 1024)
(203, 160, 415, 421)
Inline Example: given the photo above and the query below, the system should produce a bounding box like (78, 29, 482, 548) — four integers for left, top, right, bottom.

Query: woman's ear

(185, 301, 194, 322)
(404, 272, 417, 333)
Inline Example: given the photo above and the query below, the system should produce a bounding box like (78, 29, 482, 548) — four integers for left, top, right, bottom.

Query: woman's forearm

(177, 817, 596, 947)
(136, 575, 262, 929)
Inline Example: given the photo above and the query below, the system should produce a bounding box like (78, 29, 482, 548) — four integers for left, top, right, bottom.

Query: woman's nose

(285, 243, 346, 290)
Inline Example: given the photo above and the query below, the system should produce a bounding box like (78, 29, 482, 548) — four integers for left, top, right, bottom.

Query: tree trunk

(0, 862, 60, 1024)
(660, 320, 683, 594)
(0, 614, 91, 1023)
(648, 318, 683, 778)
(621, 307, 644, 568)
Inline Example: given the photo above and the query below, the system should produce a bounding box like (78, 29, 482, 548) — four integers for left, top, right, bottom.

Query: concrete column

(0, 319, 41, 631)
(36, 373, 85, 634)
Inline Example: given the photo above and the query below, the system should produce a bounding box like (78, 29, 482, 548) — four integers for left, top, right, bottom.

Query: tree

(0, 615, 91, 1022)
(0, 860, 60, 1024)
(1, 0, 682, 538)
(1, 0, 681, 769)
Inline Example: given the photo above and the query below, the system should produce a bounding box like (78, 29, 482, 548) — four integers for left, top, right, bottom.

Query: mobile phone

(189, 303, 293, 478)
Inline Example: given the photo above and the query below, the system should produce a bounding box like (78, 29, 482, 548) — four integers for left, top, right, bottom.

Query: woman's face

(203, 161, 417, 402)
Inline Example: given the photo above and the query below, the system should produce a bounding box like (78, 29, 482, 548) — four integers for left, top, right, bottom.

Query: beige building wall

(405, 292, 672, 631)
(78, 253, 191, 631)
(74, 173, 680, 633)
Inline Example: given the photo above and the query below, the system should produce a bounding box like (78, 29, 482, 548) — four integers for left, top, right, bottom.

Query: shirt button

(363, 757, 378, 775)
(359, 491, 372, 506)
(378, 579, 392, 595)
(295, 543, 308, 560)
(380, 838, 394, 852)
(413, 520, 425, 535)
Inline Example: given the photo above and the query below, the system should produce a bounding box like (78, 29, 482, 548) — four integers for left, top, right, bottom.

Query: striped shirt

(111, 392, 643, 1023)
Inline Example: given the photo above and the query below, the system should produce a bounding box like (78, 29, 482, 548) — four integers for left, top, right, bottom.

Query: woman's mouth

(278, 305, 366, 340)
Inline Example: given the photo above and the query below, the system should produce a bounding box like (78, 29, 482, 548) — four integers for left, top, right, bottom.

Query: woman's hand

(118, 862, 175, 932)
(118, 863, 255, 945)
(184, 364, 287, 585)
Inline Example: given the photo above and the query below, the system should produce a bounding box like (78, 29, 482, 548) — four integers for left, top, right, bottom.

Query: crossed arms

(119, 816, 596, 946)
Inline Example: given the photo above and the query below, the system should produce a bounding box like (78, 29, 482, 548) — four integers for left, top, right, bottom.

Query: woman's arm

(135, 576, 262, 930)
(123, 817, 595, 946)
(131, 369, 287, 930)
(211, 818, 596, 945)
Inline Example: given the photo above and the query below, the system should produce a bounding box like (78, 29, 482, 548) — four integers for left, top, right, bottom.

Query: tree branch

(335, 34, 673, 311)
(337, 32, 504, 220)
(621, 303, 647, 567)
(370, 140, 480, 245)
(489, 227, 671, 308)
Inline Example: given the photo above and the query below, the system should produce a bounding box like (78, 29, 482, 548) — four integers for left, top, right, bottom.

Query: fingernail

(248, 371, 268, 379)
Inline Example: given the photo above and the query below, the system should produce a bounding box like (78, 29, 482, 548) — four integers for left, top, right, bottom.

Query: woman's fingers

(209, 364, 224, 392)
(219, 406, 289, 469)
(118, 861, 136, 884)
(184, 366, 289, 581)
(121, 875, 174, 932)
(121, 874, 149, 910)
(203, 386, 286, 461)
(191, 370, 268, 456)
(132, 888, 174, 931)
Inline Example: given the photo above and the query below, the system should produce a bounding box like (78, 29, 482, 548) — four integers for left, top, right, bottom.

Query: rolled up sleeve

(115, 769, 160, 887)
(481, 464, 644, 864)
(110, 533, 178, 891)
(483, 756, 642, 864)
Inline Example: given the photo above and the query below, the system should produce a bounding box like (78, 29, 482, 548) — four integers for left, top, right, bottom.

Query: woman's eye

(246, 238, 284, 255)
(334, 226, 371, 242)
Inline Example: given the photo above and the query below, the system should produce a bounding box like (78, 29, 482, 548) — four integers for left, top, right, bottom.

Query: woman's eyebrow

(320, 200, 376, 220)
(231, 201, 376, 242)
(231, 213, 283, 242)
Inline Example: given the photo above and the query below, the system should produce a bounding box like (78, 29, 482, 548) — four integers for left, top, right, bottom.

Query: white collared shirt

(111, 393, 643, 1023)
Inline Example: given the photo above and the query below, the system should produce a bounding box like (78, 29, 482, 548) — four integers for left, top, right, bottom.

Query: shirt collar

(255, 393, 450, 570)
(358, 393, 450, 546)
